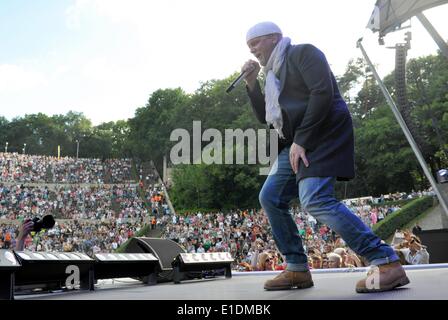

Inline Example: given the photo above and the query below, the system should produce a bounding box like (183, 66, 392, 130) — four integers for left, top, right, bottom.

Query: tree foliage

(0, 111, 129, 159)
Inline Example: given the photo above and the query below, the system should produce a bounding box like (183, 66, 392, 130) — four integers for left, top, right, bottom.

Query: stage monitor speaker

(0, 250, 21, 300)
(93, 253, 159, 289)
(13, 251, 94, 293)
(124, 237, 195, 282)
(124, 237, 185, 270)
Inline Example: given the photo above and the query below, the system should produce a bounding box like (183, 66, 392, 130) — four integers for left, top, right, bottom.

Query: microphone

(226, 71, 247, 93)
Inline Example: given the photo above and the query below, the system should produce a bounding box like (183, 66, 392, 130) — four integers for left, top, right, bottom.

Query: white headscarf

(246, 22, 290, 138)
(246, 21, 282, 43)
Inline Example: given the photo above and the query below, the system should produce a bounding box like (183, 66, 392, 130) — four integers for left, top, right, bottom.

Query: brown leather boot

(356, 261, 410, 293)
(264, 270, 314, 291)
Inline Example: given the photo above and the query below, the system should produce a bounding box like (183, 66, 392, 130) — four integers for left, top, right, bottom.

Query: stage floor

(16, 264, 448, 300)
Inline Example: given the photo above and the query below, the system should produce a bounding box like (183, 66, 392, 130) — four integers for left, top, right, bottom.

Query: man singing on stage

(241, 21, 409, 293)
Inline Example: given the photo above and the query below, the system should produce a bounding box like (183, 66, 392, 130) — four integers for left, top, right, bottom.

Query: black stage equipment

(92, 253, 159, 290)
(13, 251, 94, 294)
(172, 252, 234, 284)
(416, 229, 448, 263)
(437, 169, 448, 184)
(0, 249, 21, 300)
(124, 237, 202, 282)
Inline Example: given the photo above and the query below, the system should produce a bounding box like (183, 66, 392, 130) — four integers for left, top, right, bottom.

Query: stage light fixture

(172, 252, 234, 284)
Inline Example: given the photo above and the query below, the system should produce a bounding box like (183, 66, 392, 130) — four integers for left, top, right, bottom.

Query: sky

(0, 0, 447, 125)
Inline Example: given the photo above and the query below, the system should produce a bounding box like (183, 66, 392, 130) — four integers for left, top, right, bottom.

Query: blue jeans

(259, 147, 399, 272)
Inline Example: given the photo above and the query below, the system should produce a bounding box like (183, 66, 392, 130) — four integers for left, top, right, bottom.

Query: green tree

(0, 117, 10, 150)
(128, 88, 191, 171)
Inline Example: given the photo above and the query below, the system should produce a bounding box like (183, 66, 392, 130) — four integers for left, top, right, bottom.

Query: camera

(32, 215, 55, 232)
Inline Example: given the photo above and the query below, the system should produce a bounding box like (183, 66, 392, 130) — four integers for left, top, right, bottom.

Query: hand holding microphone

(226, 60, 260, 93)
(242, 60, 260, 91)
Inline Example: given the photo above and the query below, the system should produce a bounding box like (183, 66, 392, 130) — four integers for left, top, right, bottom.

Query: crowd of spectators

(0, 153, 171, 255)
(0, 183, 148, 221)
(0, 152, 132, 183)
(0, 151, 432, 270)
(0, 218, 145, 256)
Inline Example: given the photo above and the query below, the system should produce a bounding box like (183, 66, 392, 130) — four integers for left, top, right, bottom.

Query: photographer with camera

(15, 215, 55, 251)
(394, 235, 429, 265)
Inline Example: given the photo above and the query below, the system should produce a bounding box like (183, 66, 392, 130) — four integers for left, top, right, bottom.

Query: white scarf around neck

(263, 37, 291, 139)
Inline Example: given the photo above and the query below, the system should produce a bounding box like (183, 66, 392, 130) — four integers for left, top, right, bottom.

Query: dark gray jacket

(247, 43, 355, 181)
